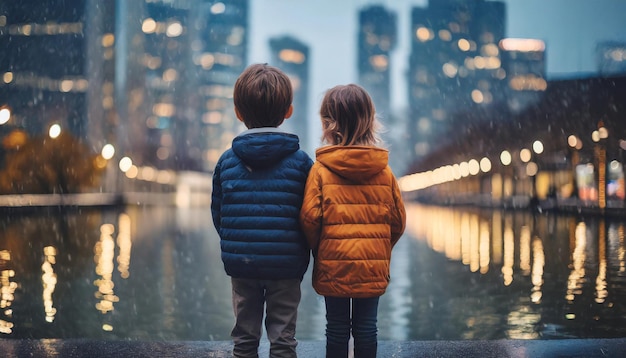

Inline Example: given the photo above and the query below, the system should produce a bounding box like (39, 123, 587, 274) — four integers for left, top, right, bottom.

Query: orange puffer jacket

(300, 145, 406, 298)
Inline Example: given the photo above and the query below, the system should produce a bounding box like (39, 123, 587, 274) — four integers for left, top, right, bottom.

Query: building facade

(134, 1, 191, 170)
(408, 0, 506, 163)
(0, 0, 89, 138)
(269, 35, 311, 154)
(2, 0, 249, 179)
(190, 0, 248, 171)
(357, 5, 397, 121)
(597, 41, 626, 76)
(136, 0, 249, 172)
(499, 38, 547, 113)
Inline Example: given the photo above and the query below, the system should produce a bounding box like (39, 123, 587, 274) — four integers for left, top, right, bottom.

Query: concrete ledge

(0, 193, 123, 208)
(1, 338, 626, 357)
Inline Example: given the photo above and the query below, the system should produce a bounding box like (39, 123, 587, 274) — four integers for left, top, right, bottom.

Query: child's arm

(300, 165, 323, 253)
(210, 160, 223, 233)
(390, 175, 406, 248)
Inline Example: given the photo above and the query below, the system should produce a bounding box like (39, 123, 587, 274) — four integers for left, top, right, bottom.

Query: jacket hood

(315, 145, 388, 181)
(232, 128, 300, 170)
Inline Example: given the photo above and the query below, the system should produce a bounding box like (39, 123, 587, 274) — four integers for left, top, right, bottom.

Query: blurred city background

(1, 0, 626, 205)
(1, 0, 626, 342)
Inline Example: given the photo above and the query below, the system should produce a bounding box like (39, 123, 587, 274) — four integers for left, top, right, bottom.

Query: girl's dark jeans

(324, 296, 380, 358)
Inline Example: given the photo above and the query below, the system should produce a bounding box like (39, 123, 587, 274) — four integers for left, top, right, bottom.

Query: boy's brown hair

(233, 63, 293, 128)
(320, 84, 381, 146)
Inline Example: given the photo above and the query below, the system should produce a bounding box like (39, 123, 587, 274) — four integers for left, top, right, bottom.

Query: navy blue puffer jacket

(211, 128, 313, 280)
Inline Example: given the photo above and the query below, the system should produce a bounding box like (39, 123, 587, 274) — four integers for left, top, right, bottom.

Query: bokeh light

(500, 150, 512, 166)
(0, 108, 10, 125)
(119, 157, 133, 172)
(101, 144, 115, 160)
(49, 124, 61, 139)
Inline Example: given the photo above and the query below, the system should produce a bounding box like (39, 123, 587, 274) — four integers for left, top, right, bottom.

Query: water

(1, 203, 626, 341)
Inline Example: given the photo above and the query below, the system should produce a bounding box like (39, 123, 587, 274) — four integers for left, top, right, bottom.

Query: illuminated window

(279, 49, 305, 64)
(166, 22, 183, 37)
(500, 38, 546, 52)
(101, 33, 115, 47)
(2, 72, 13, 83)
(457, 39, 470, 52)
(416, 27, 432, 42)
(369, 55, 388, 70)
(471, 89, 484, 103)
(482, 43, 499, 57)
(438, 29, 451, 41)
(442, 62, 458, 78)
(163, 68, 178, 82)
(153, 103, 175, 117)
(142, 18, 157, 34)
(203, 111, 223, 124)
(417, 117, 430, 133)
(211, 2, 226, 14)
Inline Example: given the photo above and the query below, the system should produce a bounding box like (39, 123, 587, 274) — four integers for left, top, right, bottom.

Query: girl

(300, 84, 406, 358)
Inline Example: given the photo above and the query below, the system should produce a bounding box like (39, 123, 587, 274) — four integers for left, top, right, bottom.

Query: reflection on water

(1, 250, 17, 334)
(1, 204, 626, 340)
(0, 207, 236, 340)
(399, 203, 626, 340)
(42, 245, 57, 323)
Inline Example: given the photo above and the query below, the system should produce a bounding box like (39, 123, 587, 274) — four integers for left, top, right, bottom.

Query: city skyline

(2, 0, 625, 184)
(249, 0, 626, 123)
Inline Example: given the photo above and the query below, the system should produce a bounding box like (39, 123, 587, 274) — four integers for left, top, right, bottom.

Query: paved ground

(1, 338, 626, 357)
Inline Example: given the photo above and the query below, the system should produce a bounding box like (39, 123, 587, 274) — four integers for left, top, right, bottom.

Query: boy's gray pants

(230, 277, 301, 358)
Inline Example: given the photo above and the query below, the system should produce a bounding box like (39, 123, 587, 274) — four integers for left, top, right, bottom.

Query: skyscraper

(140, 1, 191, 170)
(357, 5, 397, 120)
(85, 0, 117, 156)
(499, 38, 547, 113)
(408, 0, 506, 163)
(0, 0, 89, 138)
(2, 0, 249, 183)
(269, 35, 311, 154)
(191, 0, 248, 171)
(116, 0, 249, 173)
(115, 0, 249, 172)
(597, 41, 626, 76)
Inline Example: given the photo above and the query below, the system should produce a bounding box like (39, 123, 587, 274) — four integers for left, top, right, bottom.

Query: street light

(568, 135, 582, 164)
(500, 150, 512, 166)
(567, 135, 583, 199)
(0, 107, 10, 125)
(119, 157, 133, 172)
(48, 124, 61, 139)
(593, 125, 608, 209)
(520, 148, 532, 163)
(619, 139, 626, 206)
(101, 144, 115, 160)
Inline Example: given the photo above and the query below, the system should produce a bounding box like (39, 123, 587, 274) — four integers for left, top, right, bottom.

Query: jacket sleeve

(210, 159, 223, 233)
(299, 164, 323, 253)
(390, 175, 406, 248)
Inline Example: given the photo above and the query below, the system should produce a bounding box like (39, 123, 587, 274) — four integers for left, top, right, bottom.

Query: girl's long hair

(319, 84, 383, 146)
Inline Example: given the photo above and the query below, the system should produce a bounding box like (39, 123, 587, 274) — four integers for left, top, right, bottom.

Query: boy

(211, 63, 313, 358)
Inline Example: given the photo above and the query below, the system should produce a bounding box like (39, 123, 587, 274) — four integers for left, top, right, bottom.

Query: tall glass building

(408, 0, 506, 163)
(269, 35, 311, 155)
(357, 5, 397, 121)
(0, 0, 89, 138)
(191, 0, 248, 172)
(596, 41, 626, 76)
(499, 38, 547, 113)
(2, 0, 249, 179)
(135, 0, 249, 172)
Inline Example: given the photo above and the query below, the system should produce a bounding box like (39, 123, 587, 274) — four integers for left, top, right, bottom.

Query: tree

(0, 132, 104, 194)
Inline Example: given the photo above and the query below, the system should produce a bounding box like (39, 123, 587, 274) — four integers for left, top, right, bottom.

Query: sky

(248, 0, 626, 146)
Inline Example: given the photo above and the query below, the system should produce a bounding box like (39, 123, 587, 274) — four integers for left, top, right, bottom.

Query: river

(1, 203, 625, 341)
